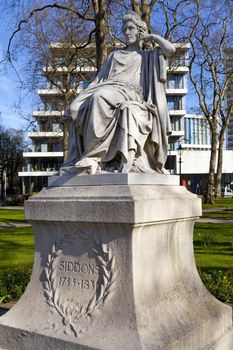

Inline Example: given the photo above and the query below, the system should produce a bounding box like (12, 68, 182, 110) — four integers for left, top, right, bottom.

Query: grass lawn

(194, 222, 233, 270)
(195, 198, 233, 270)
(198, 198, 233, 270)
(202, 211, 233, 219)
(0, 209, 26, 225)
(0, 226, 34, 271)
(0, 210, 34, 302)
(203, 198, 233, 209)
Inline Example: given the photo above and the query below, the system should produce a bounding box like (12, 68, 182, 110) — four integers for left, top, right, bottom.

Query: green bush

(199, 269, 233, 304)
(3, 195, 27, 206)
(0, 268, 31, 303)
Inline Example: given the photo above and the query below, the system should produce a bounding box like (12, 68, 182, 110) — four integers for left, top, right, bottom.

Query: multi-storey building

(19, 43, 215, 194)
(165, 44, 213, 178)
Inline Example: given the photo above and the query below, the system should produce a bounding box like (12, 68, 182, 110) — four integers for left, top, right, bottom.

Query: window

(167, 75, 183, 89)
(41, 144, 48, 152)
(52, 123, 62, 132)
(35, 144, 41, 152)
(169, 140, 180, 151)
(184, 117, 210, 145)
(167, 96, 183, 110)
(169, 53, 187, 68)
(171, 117, 181, 131)
(53, 143, 63, 152)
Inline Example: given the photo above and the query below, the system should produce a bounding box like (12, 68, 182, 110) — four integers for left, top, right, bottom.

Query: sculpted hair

(123, 11, 148, 38)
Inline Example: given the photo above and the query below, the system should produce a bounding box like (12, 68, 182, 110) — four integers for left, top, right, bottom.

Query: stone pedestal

(0, 174, 232, 350)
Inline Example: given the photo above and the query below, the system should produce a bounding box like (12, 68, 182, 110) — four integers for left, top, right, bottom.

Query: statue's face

(123, 21, 139, 45)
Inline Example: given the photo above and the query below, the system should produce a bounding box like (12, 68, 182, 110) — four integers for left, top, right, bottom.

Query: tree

(0, 126, 26, 199)
(188, 0, 233, 203)
(3, 0, 124, 158)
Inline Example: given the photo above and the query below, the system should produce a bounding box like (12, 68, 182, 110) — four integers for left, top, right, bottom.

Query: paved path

(0, 222, 31, 229)
(200, 207, 233, 223)
(198, 217, 233, 224)
(0, 206, 30, 229)
(0, 206, 24, 211)
(203, 207, 233, 213)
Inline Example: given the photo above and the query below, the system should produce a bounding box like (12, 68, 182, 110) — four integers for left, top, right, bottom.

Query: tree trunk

(1, 177, 5, 200)
(215, 127, 225, 199)
(141, 0, 151, 32)
(131, 0, 140, 15)
(92, 0, 107, 71)
(63, 122, 69, 161)
(206, 129, 218, 204)
(62, 96, 70, 162)
(131, 0, 152, 32)
(8, 172, 13, 192)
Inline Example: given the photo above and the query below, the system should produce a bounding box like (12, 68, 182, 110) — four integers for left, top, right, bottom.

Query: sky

(0, 15, 31, 131)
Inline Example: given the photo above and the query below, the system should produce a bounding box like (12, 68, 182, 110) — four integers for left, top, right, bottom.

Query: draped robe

(64, 48, 172, 173)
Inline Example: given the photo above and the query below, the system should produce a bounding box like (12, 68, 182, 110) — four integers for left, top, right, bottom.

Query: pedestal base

(0, 175, 232, 349)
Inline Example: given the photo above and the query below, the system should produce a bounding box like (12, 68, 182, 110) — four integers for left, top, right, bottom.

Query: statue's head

(123, 11, 148, 45)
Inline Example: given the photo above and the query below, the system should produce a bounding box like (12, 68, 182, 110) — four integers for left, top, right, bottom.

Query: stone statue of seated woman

(63, 11, 175, 175)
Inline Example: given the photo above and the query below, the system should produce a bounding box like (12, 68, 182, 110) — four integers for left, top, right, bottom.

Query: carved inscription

(54, 258, 101, 306)
(58, 261, 99, 289)
(44, 232, 117, 337)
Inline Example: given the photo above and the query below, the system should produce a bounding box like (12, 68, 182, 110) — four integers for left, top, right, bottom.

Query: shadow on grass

(0, 218, 28, 224)
(194, 240, 233, 247)
(194, 250, 233, 256)
(197, 266, 233, 272)
(0, 227, 33, 235)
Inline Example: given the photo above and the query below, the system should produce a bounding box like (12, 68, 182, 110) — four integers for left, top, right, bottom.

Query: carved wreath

(43, 232, 117, 337)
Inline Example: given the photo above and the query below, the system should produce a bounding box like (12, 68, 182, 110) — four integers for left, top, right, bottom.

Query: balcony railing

(23, 151, 64, 157)
(28, 131, 63, 138)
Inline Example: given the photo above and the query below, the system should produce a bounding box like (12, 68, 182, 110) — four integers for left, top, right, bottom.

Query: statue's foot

(120, 150, 135, 173)
(131, 158, 155, 174)
(159, 167, 170, 175)
(131, 158, 169, 174)
(120, 160, 131, 173)
(74, 158, 101, 175)
(60, 166, 77, 175)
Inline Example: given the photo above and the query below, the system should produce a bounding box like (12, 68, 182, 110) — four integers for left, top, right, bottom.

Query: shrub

(0, 268, 31, 303)
(0, 268, 233, 306)
(3, 194, 27, 206)
(199, 269, 233, 304)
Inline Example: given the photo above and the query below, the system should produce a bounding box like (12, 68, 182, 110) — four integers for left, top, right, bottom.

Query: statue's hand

(141, 34, 158, 51)
(141, 34, 156, 43)
(142, 34, 176, 57)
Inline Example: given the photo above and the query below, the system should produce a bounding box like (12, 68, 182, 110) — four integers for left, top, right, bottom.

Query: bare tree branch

(6, 3, 95, 62)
